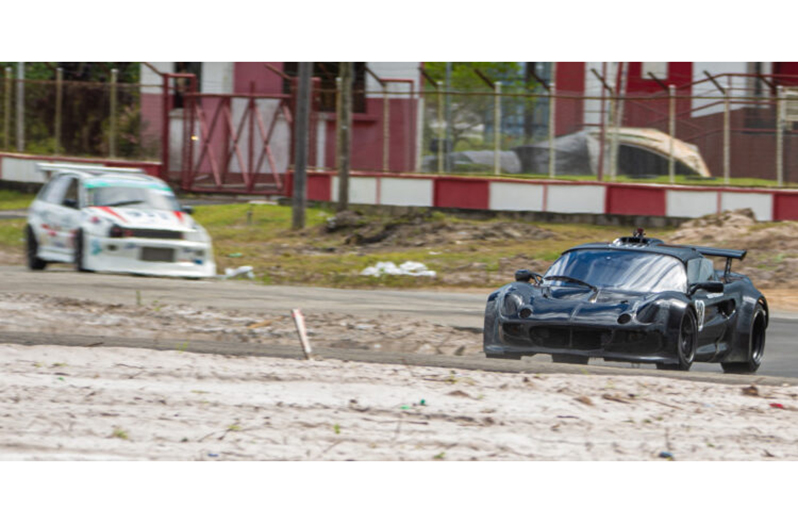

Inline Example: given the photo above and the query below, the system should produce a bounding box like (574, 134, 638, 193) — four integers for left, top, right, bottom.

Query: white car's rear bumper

(82, 232, 217, 278)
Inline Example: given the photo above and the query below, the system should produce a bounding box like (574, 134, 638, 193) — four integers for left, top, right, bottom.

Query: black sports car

(483, 230, 768, 373)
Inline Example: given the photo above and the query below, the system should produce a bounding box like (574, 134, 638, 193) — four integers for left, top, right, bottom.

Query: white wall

(379, 178, 433, 207)
(140, 62, 232, 95)
(582, 62, 622, 128)
(331, 176, 378, 205)
(583, 62, 614, 127)
(140, 62, 173, 94)
(489, 182, 544, 211)
(691, 62, 749, 117)
(201, 62, 234, 94)
(666, 189, 718, 218)
(721, 191, 772, 221)
(547, 185, 605, 214)
(227, 99, 291, 175)
(365, 62, 420, 97)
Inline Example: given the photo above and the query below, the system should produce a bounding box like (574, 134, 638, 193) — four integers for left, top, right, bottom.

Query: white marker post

(291, 309, 313, 360)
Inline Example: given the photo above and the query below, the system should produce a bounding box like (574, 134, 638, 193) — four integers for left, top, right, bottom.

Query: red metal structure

(161, 73, 295, 195)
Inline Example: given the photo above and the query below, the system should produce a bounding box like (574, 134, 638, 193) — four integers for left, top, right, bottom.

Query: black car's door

(688, 258, 734, 355)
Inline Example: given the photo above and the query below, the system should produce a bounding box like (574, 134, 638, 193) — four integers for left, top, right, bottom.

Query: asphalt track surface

(1, 265, 797, 384)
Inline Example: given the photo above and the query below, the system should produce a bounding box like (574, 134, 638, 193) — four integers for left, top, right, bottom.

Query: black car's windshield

(85, 182, 179, 212)
(545, 249, 687, 293)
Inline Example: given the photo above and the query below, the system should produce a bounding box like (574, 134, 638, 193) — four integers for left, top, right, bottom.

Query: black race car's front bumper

(484, 317, 680, 364)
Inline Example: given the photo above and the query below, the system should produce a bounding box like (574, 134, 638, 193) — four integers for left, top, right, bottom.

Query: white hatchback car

(26, 166, 216, 277)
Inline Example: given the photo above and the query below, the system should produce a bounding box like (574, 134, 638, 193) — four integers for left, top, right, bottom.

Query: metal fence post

(109, 68, 118, 158)
(608, 92, 618, 180)
(494, 81, 502, 175)
(293, 62, 312, 229)
(723, 77, 731, 184)
(548, 82, 556, 178)
(55, 68, 63, 155)
(3, 67, 10, 151)
(16, 62, 24, 152)
(668, 84, 676, 183)
(776, 85, 785, 187)
(335, 77, 342, 169)
(437, 81, 444, 174)
(415, 90, 424, 173)
(383, 84, 390, 172)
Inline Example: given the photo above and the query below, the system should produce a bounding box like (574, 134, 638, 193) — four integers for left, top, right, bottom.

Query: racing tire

(657, 309, 697, 371)
(486, 353, 523, 360)
(74, 229, 93, 273)
(552, 354, 589, 365)
(721, 303, 766, 374)
(26, 226, 47, 271)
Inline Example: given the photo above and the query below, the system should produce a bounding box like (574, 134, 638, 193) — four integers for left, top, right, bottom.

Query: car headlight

(636, 301, 666, 323)
(184, 227, 206, 243)
(502, 293, 523, 317)
(108, 225, 132, 238)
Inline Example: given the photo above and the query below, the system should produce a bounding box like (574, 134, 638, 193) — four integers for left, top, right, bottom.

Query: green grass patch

(0, 190, 35, 211)
(0, 200, 677, 290)
(0, 219, 25, 250)
(193, 203, 676, 289)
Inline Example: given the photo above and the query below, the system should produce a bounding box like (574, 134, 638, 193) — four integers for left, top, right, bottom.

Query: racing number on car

(695, 300, 706, 332)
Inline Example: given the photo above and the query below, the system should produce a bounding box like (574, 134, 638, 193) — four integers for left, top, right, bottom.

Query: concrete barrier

(0, 153, 161, 184)
(293, 171, 798, 223)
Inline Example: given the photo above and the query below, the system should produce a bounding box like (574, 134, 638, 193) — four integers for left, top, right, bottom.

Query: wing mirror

(688, 281, 724, 296)
(515, 269, 543, 284)
(181, 205, 194, 215)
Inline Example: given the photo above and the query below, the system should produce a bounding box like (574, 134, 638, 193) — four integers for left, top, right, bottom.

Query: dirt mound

(667, 209, 798, 289)
(668, 208, 758, 245)
(324, 210, 555, 249)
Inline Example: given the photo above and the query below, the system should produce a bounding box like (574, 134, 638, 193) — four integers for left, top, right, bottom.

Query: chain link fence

(415, 76, 798, 186)
(2, 66, 796, 188)
(0, 69, 163, 161)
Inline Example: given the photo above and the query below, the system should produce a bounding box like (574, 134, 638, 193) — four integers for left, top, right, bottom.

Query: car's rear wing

(691, 246, 747, 261)
(36, 163, 146, 179)
(689, 246, 747, 280)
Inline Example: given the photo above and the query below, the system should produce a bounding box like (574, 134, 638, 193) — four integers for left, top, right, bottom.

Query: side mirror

(515, 269, 543, 284)
(515, 269, 532, 282)
(181, 205, 194, 215)
(688, 281, 724, 296)
(63, 198, 79, 209)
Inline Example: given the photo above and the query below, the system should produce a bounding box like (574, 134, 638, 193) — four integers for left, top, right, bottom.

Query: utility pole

(109, 68, 118, 157)
(444, 62, 452, 172)
(3, 67, 11, 151)
(55, 68, 63, 155)
(337, 62, 353, 211)
(292, 62, 312, 230)
(16, 62, 24, 152)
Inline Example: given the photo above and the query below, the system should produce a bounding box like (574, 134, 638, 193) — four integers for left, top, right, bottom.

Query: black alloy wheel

(74, 230, 92, 272)
(722, 303, 766, 374)
(657, 310, 696, 371)
(26, 226, 47, 271)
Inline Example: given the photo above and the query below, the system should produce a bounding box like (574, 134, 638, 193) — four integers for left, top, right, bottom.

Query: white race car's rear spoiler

(36, 163, 146, 179)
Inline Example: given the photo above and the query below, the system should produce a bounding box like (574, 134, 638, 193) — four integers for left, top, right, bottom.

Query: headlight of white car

(183, 226, 208, 243)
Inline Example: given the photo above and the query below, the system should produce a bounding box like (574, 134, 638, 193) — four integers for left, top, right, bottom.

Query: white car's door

(32, 174, 72, 261)
(54, 176, 83, 258)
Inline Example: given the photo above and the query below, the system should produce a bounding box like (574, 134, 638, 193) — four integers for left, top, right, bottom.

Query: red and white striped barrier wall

(0, 153, 162, 184)
(292, 171, 798, 222)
